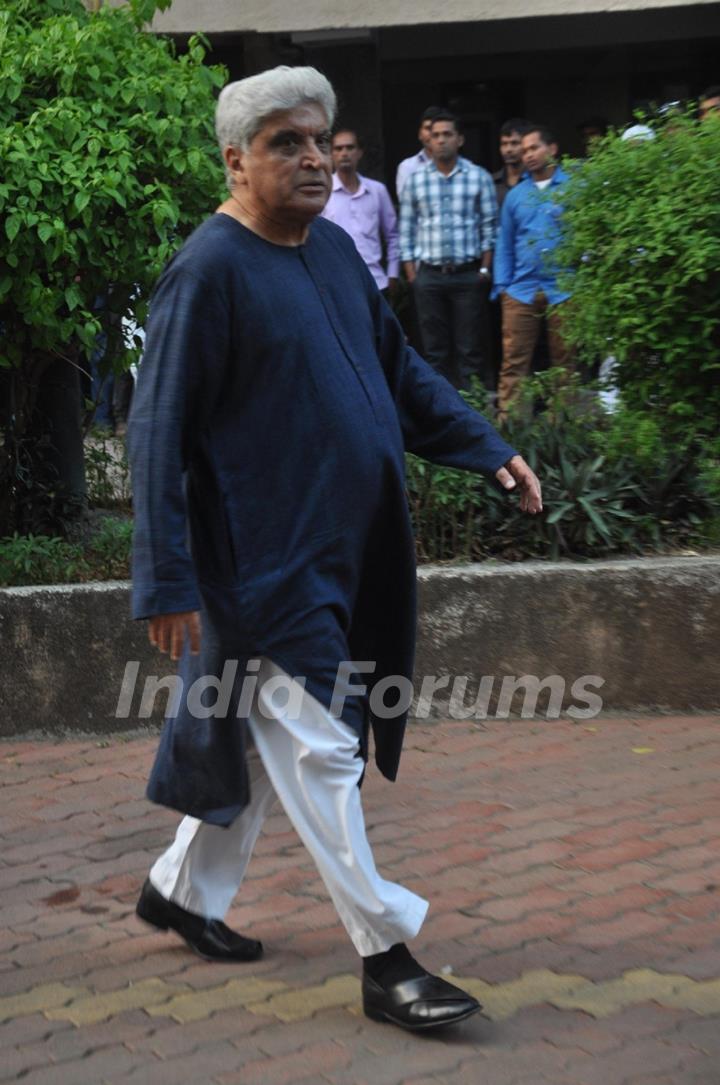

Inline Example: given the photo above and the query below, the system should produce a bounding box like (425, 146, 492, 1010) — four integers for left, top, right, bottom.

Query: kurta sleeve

(371, 287, 517, 476)
(127, 263, 231, 620)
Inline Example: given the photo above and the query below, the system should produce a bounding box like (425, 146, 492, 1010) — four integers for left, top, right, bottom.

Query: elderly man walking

(129, 66, 541, 1034)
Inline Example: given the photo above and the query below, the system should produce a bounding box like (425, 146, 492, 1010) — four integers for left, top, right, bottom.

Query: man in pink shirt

(322, 129, 400, 296)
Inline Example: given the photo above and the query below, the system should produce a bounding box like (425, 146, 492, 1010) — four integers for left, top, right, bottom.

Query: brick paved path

(2, 715, 720, 1084)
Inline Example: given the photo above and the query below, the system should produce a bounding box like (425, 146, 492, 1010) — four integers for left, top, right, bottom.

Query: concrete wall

(415, 558, 720, 718)
(1, 557, 718, 736)
(151, 0, 716, 35)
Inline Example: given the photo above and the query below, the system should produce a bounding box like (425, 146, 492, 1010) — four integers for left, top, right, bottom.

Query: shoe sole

(363, 1002, 482, 1031)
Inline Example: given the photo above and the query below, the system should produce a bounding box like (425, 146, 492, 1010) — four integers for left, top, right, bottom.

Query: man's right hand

(149, 611, 202, 661)
(402, 260, 417, 284)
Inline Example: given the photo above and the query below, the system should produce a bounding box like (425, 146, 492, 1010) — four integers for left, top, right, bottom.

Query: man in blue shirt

(492, 125, 575, 418)
(399, 112, 497, 391)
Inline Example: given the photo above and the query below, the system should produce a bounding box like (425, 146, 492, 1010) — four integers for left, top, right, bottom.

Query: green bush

(0, 0, 226, 534)
(406, 377, 716, 562)
(0, 532, 85, 585)
(553, 111, 720, 447)
(86, 516, 132, 579)
(0, 515, 131, 585)
(84, 433, 131, 508)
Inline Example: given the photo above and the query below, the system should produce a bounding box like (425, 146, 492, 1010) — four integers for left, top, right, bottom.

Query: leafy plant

(553, 111, 720, 445)
(86, 516, 132, 579)
(0, 515, 132, 585)
(0, 532, 86, 585)
(85, 432, 131, 508)
(0, 0, 227, 535)
(406, 377, 717, 563)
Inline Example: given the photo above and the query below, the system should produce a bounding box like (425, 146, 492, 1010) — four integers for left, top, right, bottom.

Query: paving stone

(561, 910, 672, 948)
(217, 1039, 352, 1085)
(0, 1013, 71, 1051)
(0, 983, 88, 1023)
(1, 716, 720, 1085)
(147, 976, 288, 1023)
(45, 978, 191, 1026)
(15, 1045, 147, 1085)
(117, 1041, 248, 1084)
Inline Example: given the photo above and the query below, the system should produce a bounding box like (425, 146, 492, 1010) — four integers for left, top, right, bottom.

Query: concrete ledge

(1, 557, 718, 736)
(416, 557, 720, 718)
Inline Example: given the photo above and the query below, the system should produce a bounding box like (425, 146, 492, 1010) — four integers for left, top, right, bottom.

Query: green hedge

(0, 0, 226, 535)
(407, 377, 719, 563)
(0, 517, 131, 586)
(554, 111, 720, 446)
(2, 377, 717, 584)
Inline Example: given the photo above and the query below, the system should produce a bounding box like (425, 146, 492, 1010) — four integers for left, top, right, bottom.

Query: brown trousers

(497, 291, 574, 417)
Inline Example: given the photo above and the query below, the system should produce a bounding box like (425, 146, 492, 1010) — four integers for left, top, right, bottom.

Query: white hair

(215, 66, 336, 155)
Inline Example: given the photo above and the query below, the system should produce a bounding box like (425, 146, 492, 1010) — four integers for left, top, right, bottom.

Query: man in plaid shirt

(399, 111, 497, 392)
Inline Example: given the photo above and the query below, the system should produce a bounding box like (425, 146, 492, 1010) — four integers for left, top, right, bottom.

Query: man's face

(521, 131, 557, 173)
(331, 131, 362, 174)
(580, 125, 604, 152)
(230, 103, 332, 226)
(499, 130, 524, 166)
(429, 120, 464, 163)
(699, 95, 720, 121)
(418, 118, 435, 149)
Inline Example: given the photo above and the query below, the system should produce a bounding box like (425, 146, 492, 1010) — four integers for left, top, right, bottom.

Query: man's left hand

(495, 455, 542, 514)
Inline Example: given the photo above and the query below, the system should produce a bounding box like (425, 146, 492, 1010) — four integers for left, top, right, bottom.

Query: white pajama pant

(149, 658, 428, 956)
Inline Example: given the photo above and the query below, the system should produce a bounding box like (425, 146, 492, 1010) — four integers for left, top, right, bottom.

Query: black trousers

(413, 264, 493, 391)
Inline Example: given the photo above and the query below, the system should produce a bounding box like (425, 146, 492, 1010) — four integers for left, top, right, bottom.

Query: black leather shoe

(362, 972, 481, 1028)
(362, 970, 481, 1031)
(136, 878, 263, 962)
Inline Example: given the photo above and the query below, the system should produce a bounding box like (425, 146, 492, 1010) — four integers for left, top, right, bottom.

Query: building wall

(176, 4, 718, 188)
(152, 0, 716, 35)
(379, 7, 716, 170)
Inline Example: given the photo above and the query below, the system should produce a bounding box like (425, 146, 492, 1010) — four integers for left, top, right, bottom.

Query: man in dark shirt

(129, 65, 542, 1034)
(493, 118, 532, 209)
(577, 116, 608, 157)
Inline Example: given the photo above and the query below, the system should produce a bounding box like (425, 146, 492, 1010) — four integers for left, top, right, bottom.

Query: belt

(420, 260, 482, 275)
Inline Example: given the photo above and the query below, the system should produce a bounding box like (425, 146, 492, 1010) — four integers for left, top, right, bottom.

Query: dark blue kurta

(129, 213, 516, 825)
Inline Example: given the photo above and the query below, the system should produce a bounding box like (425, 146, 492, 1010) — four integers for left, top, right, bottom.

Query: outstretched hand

(495, 455, 543, 515)
(148, 611, 202, 661)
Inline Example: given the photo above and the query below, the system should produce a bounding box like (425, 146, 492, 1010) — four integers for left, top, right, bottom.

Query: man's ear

(550, 143, 559, 159)
(458, 133, 465, 149)
(223, 145, 246, 186)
